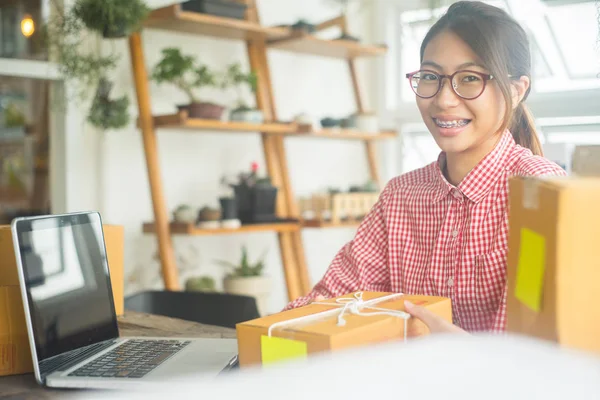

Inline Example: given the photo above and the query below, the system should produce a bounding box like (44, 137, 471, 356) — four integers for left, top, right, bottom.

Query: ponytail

(509, 103, 543, 157)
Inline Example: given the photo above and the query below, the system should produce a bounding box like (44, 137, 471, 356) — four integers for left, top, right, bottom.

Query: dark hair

(420, 1, 543, 156)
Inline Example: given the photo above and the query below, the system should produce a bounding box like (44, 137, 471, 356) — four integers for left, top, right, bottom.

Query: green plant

(151, 48, 219, 104)
(72, 0, 150, 38)
(223, 62, 258, 110)
(87, 78, 130, 130)
(3, 103, 26, 127)
(185, 275, 217, 292)
(216, 246, 267, 278)
(44, 5, 119, 102)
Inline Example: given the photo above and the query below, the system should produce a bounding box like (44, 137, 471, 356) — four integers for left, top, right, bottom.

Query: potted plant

(151, 48, 225, 119)
(223, 162, 278, 224)
(86, 78, 130, 130)
(217, 245, 271, 316)
(72, 0, 150, 39)
(222, 62, 263, 123)
(42, 1, 129, 130)
(185, 275, 217, 292)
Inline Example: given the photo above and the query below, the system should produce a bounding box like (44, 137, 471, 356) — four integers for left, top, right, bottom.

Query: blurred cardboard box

(0, 224, 124, 376)
(507, 176, 600, 355)
(236, 291, 452, 367)
(572, 145, 600, 177)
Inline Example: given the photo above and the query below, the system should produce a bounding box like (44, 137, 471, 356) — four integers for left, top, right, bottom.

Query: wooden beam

(278, 232, 302, 301)
(348, 59, 364, 113)
(365, 140, 382, 188)
(315, 15, 346, 32)
(129, 33, 180, 290)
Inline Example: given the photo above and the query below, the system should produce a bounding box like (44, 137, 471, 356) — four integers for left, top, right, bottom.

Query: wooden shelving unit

(148, 111, 295, 133)
(143, 222, 300, 235)
(143, 4, 288, 40)
(129, 1, 394, 301)
(267, 31, 388, 59)
(148, 111, 397, 140)
(301, 220, 361, 229)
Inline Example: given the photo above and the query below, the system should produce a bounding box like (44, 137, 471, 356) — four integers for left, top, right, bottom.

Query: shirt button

(451, 229, 459, 237)
(448, 277, 454, 287)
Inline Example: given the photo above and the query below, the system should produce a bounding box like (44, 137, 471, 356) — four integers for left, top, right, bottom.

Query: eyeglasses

(405, 69, 495, 100)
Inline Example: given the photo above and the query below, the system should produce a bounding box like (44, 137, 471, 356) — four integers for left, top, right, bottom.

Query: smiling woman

(282, 1, 567, 335)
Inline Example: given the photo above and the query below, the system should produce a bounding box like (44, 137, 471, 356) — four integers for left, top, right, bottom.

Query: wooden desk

(0, 311, 236, 399)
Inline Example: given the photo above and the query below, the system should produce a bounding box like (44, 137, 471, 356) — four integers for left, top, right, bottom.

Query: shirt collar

(432, 130, 516, 204)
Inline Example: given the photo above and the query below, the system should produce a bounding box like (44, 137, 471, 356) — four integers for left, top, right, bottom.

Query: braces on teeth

(436, 119, 469, 128)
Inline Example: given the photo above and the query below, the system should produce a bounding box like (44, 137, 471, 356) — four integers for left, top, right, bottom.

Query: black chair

(124, 290, 260, 329)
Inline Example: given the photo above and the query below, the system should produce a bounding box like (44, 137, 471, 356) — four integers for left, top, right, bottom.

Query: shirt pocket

(474, 248, 508, 312)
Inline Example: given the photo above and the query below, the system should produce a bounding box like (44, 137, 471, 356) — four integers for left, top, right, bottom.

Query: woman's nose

(434, 79, 461, 108)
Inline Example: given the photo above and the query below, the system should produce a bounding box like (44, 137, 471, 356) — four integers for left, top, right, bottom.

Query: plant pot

(102, 21, 128, 39)
(320, 117, 340, 128)
(219, 197, 237, 220)
(230, 108, 263, 123)
(223, 275, 271, 316)
(181, 0, 248, 20)
(186, 102, 225, 119)
(233, 183, 278, 224)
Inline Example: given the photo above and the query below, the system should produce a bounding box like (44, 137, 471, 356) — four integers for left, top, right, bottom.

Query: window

(0, 0, 49, 60)
(0, 75, 52, 224)
(376, 0, 600, 177)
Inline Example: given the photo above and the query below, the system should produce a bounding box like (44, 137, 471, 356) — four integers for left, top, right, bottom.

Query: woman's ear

(511, 75, 530, 109)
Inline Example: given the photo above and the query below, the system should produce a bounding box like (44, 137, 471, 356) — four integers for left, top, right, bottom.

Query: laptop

(11, 211, 239, 390)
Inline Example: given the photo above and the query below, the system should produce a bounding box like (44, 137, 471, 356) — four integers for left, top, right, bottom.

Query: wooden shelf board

(288, 128, 397, 140)
(149, 113, 296, 133)
(267, 31, 388, 59)
(143, 222, 300, 236)
(148, 113, 397, 140)
(301, 220, 361, 229)
(143, 5, 289, 40)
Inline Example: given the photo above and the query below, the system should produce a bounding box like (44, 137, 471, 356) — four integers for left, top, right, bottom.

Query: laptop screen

(13, 212, 119, 362)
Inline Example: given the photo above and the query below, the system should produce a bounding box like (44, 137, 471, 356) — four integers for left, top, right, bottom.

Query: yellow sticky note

(514, 228, 546, 312)
(261, 335, 307, 365)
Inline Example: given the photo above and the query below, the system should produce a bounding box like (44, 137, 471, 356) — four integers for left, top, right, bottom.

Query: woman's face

(416, 30, 506, 156)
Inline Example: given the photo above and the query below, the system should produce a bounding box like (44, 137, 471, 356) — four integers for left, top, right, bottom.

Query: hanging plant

(72, 0, 150, 39)
(87, 78, 130, 130)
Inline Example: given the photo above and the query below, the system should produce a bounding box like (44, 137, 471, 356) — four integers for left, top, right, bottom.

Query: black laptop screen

(14, 212, 119, 362)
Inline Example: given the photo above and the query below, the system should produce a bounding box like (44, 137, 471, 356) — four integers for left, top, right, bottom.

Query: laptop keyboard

(68, 339, 191, 379)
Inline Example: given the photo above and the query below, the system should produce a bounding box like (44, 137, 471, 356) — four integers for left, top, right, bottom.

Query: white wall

(63, 0, 383, 314)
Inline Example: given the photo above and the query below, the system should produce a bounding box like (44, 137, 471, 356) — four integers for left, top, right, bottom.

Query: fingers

(404, 300, 441, 329)
(404, 300, 467, 334)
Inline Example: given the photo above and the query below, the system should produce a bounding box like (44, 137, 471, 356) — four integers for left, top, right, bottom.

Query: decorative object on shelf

(340, 113, 357, 129)
(173, 204, 196, 223)
(217, 245, 271, 316)
(355, 111, 379, 133)
(197, 205, 221, 229)
(219, 177, 242, 229)
(87, 77, 130, 130)
(299, 191, 379, 225)
(222, 62, 263, 123)
(320, 117, 340, 128)
(72, 0, 150, 39)
(323, 0, 363, 42)
(226, 162, 278, 224)
(151, 47, 225, 119)
(290, 19, 316, 33)
(180, 0, 248, 20)
(185, 275, 217, 292)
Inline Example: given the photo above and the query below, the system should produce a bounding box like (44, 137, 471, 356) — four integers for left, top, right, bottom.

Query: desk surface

(0, 311, 236, 399)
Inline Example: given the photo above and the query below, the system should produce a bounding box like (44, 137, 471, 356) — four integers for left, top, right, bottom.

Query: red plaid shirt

(286, 131, 566, 332)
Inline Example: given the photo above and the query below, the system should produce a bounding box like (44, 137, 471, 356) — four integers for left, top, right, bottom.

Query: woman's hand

(404, 300, 468, 334)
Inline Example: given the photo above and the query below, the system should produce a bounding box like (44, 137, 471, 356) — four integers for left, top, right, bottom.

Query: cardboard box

(236, 291, 452, 367)
(507, 176, 600, 355)
(0, 224, 125, 376)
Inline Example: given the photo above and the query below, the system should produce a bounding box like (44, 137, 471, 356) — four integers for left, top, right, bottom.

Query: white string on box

(267, 291, 412, 343)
